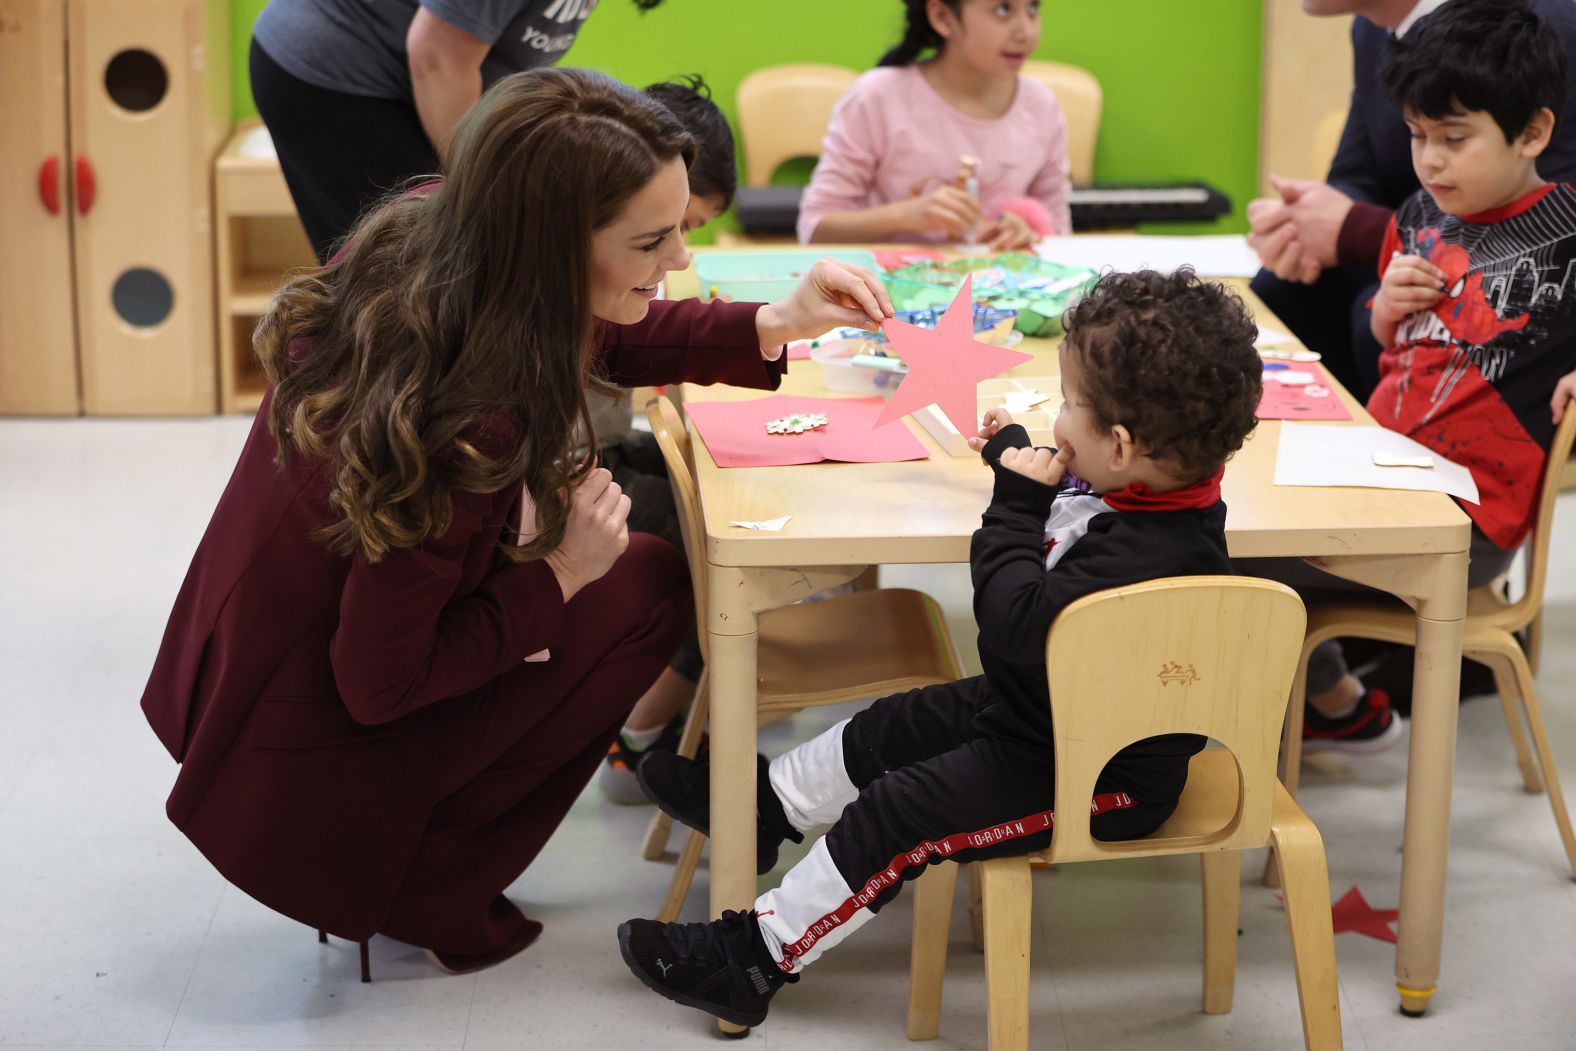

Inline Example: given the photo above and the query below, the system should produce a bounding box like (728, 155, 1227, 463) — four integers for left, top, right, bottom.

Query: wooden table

(671, 263, 1471, 1024)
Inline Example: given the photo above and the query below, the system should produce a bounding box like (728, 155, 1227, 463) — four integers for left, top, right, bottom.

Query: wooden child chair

(1277, 409, 1576, 878)
(735, 63, 859, 187)
(906, 577, 1343, 1051)
(1020, 61, 1102, 186)
(639, 396, 965, 920)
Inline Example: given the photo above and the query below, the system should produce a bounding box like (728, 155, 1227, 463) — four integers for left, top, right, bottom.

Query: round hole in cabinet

(112, 267, 175, 328)
(104, 49, 168, 113)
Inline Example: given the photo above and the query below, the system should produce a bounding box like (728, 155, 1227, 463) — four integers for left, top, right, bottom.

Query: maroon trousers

(371, 534, 690, 955)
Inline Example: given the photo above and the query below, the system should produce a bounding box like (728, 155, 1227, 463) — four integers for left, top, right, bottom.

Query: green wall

(231, 1, 1261, 240)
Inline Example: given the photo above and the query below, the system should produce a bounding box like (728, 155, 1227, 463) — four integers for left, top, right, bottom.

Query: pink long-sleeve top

(797, 65, 1073, 245)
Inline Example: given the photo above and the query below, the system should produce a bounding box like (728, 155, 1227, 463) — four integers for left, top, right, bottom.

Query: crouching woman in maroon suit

(139, 68, 892, 974)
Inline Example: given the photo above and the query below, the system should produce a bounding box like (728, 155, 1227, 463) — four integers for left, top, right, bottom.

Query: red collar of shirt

(1101, 468, 1223, 512)
(1460, 182, 1553, 225)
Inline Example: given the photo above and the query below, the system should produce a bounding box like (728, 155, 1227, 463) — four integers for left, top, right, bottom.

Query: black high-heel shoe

(317, 928, 371, 982)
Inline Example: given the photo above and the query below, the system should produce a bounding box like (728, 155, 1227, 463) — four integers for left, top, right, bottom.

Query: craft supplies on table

(1256, 363, 1351, 421)
(694, 249, 879, 303)
(1273, 423, 1479, 502)
(684, 394, 930, 468)
(884, 253, 1097, 337)
(807, 303, 1019, 394)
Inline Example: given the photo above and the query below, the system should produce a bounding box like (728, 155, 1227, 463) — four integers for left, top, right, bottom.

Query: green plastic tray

(884, 254, 1097, 338)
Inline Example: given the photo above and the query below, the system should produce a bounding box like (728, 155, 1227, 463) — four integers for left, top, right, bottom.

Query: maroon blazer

(141, 299, 782, 937)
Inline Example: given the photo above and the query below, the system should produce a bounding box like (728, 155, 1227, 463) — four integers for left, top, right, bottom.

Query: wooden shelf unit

(214, 121, 313, 414)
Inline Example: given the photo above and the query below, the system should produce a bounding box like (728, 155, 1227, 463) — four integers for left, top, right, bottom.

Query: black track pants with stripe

(755, 675, 1181, 973)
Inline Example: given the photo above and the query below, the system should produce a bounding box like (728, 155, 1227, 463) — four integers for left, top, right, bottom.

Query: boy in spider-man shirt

(1289, 0, 1576, 754)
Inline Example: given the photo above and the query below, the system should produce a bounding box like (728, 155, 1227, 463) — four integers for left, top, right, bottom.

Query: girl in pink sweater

(798, 0, 1072, 251)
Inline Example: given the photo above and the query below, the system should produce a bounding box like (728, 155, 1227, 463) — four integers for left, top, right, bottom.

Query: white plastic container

(809, 338, 907, 395)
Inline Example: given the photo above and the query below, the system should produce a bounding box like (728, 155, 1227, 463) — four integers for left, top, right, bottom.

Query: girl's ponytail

(878, 0, 959, 66)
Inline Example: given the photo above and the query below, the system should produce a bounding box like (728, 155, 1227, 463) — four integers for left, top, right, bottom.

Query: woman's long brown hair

(255, 69, 695, 564)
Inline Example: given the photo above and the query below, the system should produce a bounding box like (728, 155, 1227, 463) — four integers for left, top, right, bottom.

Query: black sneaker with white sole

(636, 750, 802, 874)
(617, 910, 794, 1028)
(1302, 688, 1405, 755)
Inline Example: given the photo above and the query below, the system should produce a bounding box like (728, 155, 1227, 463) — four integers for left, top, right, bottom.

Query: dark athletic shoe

(636, 750, 801, 874)
(1302, 688, 1405, 755)
(617, 910, 792, 1028)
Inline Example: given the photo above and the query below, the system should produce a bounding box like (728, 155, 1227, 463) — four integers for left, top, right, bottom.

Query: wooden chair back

(1498, 408, 1576, 630)
(1021, 60, 1102, 186)
(1042, 576, 1306, 864)
(646, 395, 713, 665)
(736, 63, 860, 187)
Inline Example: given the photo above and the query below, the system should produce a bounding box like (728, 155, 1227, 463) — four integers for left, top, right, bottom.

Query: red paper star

(1330, 885, 1399, 943)
(873, 275, 1035, 435)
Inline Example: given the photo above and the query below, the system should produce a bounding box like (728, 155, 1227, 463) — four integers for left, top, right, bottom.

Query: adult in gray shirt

(250, 0, 662, 261)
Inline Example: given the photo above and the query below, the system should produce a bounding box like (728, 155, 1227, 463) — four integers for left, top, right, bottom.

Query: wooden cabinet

(0, 0, 228, 415)
(214, 123, 314, 414)
(0, 0, 78, 414)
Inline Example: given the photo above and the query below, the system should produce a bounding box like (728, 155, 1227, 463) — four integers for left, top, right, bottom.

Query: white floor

(3, 416, 1576, 1050)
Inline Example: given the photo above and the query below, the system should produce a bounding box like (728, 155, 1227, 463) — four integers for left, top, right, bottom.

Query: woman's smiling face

(589, 156, 694, 324)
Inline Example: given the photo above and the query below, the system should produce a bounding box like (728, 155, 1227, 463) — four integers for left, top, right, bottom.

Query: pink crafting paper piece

(875, 248, 947, 270)
(684, 394, 929, 468)
(875, 275, 1035, 435)
(1256, 363, 1352, 421)
(787, 341, 815, 361)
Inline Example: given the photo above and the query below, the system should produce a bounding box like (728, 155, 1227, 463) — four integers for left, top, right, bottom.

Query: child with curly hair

(615, 269, 1265, 1026)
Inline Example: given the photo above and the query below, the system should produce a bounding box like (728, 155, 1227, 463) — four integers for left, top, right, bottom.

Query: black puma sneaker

(617, 910, 794, 1027)
(636, 751, 803, 874)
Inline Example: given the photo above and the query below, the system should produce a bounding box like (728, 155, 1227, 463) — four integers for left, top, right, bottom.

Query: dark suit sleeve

(596, 298, 788, 390)
(1326, 24, 1386, 204)
(329, 488, 566, 724)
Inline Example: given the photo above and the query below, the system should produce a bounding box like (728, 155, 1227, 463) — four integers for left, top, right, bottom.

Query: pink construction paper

(684, 394, 930, 468)
(1257, 364, 1352, 421)
(786, 341, 814, 360)
(875, 275, 1035, 435)
(875, 248, 946, 270)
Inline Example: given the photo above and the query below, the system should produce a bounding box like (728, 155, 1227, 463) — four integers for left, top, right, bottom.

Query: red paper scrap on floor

(1256, 363, 1352, 421)
(684, 394, 929, 468)
(875, 275, 1035, 435)
(1330, 885, 1398, 943)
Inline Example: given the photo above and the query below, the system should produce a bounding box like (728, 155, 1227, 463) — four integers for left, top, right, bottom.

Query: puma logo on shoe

(744, 964, 770, 996)
(655, 958, 673, 977)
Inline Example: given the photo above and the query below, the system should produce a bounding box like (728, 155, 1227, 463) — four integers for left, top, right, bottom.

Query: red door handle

(74, 155, 96, 215)
(38, 156, 62, 215)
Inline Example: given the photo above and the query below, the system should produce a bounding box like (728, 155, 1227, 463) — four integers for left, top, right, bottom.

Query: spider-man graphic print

(1368, 182, 1576, 549)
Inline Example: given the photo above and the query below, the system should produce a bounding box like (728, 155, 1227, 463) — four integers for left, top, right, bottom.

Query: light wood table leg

(1305, 548, 1468, 1018)
(706, 565, 761, 1038)
(1396, 550, 1468, 1017)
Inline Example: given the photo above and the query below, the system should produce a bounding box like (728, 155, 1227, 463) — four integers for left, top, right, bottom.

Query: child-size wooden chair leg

(968, 861, 985, 952)
(1265, 643, 1314, 890)
(1485, 652, 1543, 793)
(906, 861, 958, 1040)
(1200, 850, 1240, 1014)
(657, 828, 707, 923)
(980, 858, 1033, 1051)
(1505, 651, 1576, 878)
(641, 673, 711, 861)
(1270, 793, 1342, 1051)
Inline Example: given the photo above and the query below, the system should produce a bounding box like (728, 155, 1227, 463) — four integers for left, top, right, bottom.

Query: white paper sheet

(1035, 235, 1263, 278)
(1274, 424, 1479, 503)
(730, 515, 792, 532)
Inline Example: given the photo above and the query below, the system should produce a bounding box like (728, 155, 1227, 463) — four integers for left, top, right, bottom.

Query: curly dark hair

(1060, 269, 1262, 482)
